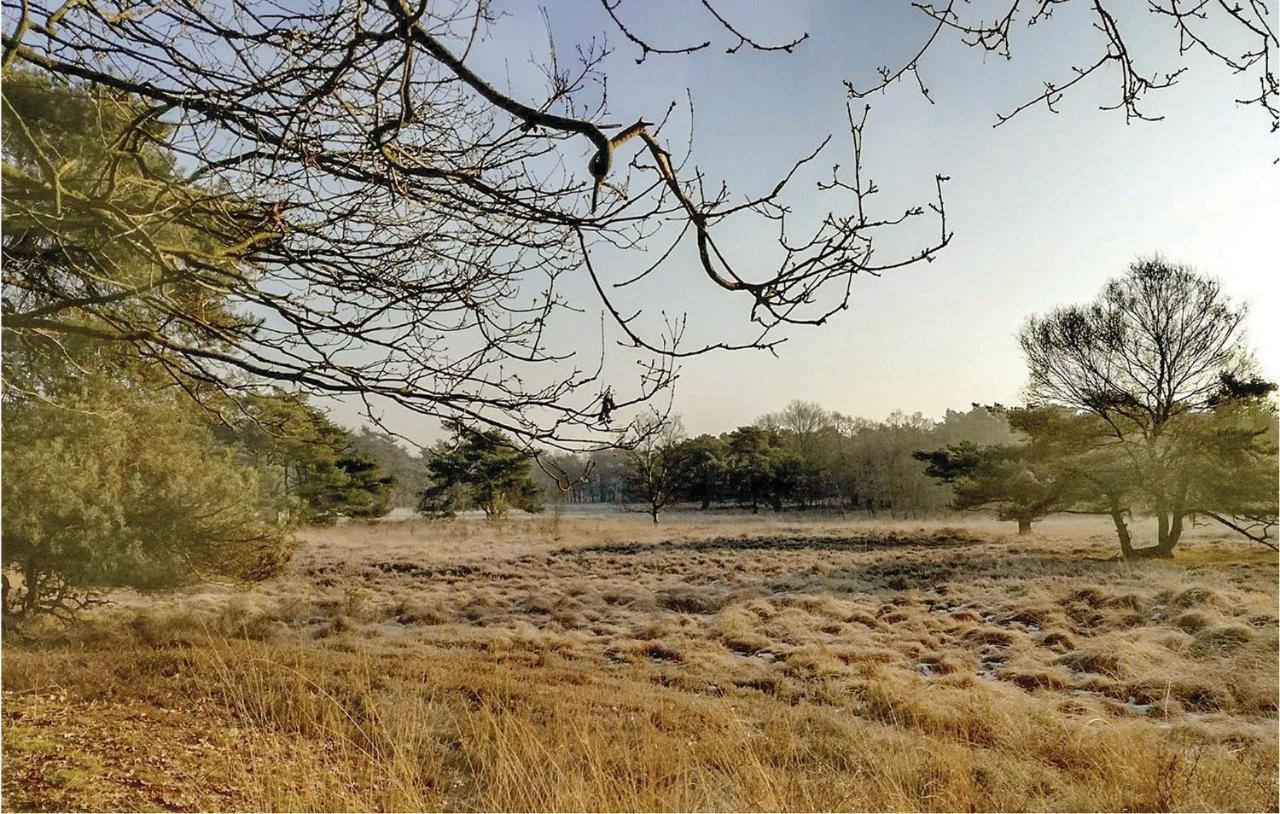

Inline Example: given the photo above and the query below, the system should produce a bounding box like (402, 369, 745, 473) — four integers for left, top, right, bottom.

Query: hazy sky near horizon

(329, 1, 1278, 444)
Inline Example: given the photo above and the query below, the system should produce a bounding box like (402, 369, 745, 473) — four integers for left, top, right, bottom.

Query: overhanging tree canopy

(1, 2, 950, 449)
(4, 2, 1272, 448)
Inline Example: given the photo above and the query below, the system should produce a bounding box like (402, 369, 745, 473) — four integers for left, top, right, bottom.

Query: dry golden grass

(2, 514, 1277, 811)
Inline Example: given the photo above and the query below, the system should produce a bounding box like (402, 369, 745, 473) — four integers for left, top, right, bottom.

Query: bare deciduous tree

(852, 1, 1277, 133)
(3, 1, 1270, 454)
(1, 1, 951, 450)
(624, 413, 686, 523)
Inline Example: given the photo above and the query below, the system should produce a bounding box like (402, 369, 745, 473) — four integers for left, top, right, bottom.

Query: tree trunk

(1157, 512, 1184, 556)
(1017, 518, 1032, 536)
(700, 496, 710, 511)
(21, 560, 40, 618)
(1110, 507, 1135, 559)
(1112, 508, 1178, 559)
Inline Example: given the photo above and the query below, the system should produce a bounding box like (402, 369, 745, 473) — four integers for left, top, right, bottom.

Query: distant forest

(358, 402, 1017, 519)
(545, 404, 1019, 517)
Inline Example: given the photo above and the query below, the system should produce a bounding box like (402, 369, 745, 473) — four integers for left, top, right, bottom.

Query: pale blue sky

(335, 1, 1278, 443)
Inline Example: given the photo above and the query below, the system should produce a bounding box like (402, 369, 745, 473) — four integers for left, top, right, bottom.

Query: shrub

(2, 382, 293, 625)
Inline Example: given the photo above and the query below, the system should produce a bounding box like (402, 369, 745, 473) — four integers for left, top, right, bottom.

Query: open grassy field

(2, 514, 1277, 811)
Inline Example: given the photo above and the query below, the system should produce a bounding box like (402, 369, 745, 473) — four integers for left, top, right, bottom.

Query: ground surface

(2, 514, 1277, 811)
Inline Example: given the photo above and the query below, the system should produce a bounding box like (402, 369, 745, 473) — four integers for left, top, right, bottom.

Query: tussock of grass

(964, 626, 1022, 647)
(1173, 610, 1214, 633)
(1059, 648, 1128, 678)
(1172, 587, 1223, 609)
(1191, 624, 1255, 654)
(1040, 629, 1077, 651)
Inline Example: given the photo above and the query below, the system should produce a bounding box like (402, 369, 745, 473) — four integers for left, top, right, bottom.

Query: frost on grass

(3, 515, 1277, 811)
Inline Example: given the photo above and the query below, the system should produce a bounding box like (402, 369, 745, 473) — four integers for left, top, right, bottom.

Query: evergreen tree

(348, 427, 427, 508)
(225, 392, 395, 524)
(673, 435, 729, 510)
(2, 75, 294, 622)
(724, 426, 799, 513)
(1020, 259, 1275, 557)
(419, 424, 544, 520)
(914, 436, 1063, 535)
(2, 381, 291, 624)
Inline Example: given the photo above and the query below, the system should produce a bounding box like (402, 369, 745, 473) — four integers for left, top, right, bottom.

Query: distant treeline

(524, 403, 1018, 518)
